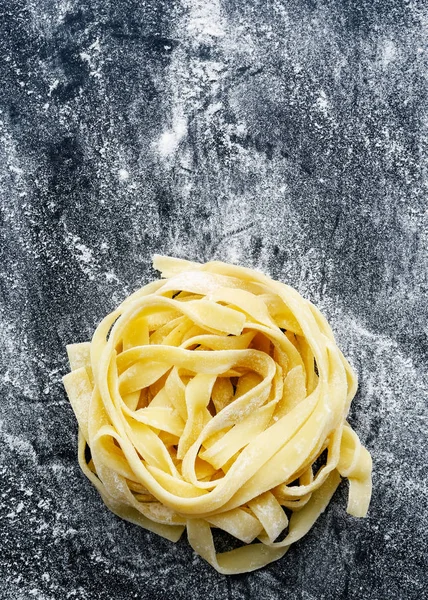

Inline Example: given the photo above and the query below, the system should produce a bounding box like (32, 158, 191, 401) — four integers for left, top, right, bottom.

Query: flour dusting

(0, 0, 427, 597)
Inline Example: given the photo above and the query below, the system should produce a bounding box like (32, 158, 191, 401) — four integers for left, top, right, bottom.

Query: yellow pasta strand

(63, 255, 372, 574)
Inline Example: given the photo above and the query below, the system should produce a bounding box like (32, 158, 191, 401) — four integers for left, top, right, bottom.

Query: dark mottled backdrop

(0, 0, 427, 598)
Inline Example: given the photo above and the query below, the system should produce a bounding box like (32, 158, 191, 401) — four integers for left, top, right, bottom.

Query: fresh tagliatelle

(62, 255, 372, 574)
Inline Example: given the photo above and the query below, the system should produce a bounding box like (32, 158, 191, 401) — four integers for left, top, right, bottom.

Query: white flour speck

(157, 116, 187, 157)
(381, 39, 397, 66)
(48, 79, 59, 96)
(118, 168, 130, 181)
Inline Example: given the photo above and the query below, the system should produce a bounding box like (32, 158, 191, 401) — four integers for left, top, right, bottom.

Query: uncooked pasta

(62, 255, 372, 574)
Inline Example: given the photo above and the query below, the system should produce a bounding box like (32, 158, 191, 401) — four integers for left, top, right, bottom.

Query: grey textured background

(0, 0, 427, 598)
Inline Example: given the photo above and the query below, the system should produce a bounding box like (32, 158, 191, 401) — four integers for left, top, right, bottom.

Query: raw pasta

(62, 255, 372, 574)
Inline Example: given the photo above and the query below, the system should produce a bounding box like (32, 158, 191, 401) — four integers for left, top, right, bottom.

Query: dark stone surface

(0, 0, 427, 598)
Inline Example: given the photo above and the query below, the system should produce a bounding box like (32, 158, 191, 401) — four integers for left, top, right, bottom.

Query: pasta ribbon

(63, 255, 372, 574)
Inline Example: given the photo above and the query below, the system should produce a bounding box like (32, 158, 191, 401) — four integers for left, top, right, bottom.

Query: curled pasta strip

(63, 255, 372, 574)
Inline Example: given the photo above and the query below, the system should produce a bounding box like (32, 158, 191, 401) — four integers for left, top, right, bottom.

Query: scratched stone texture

(0, 0, 427, 598)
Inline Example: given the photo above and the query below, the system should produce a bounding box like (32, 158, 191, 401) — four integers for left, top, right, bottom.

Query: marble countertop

(0, 1, 426, 598)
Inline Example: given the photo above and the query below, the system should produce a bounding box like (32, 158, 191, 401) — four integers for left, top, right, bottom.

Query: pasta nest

(63, 255, 372, 574)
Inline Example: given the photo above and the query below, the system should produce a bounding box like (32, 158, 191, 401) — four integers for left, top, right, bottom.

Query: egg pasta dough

(62, 255, 372, 574)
